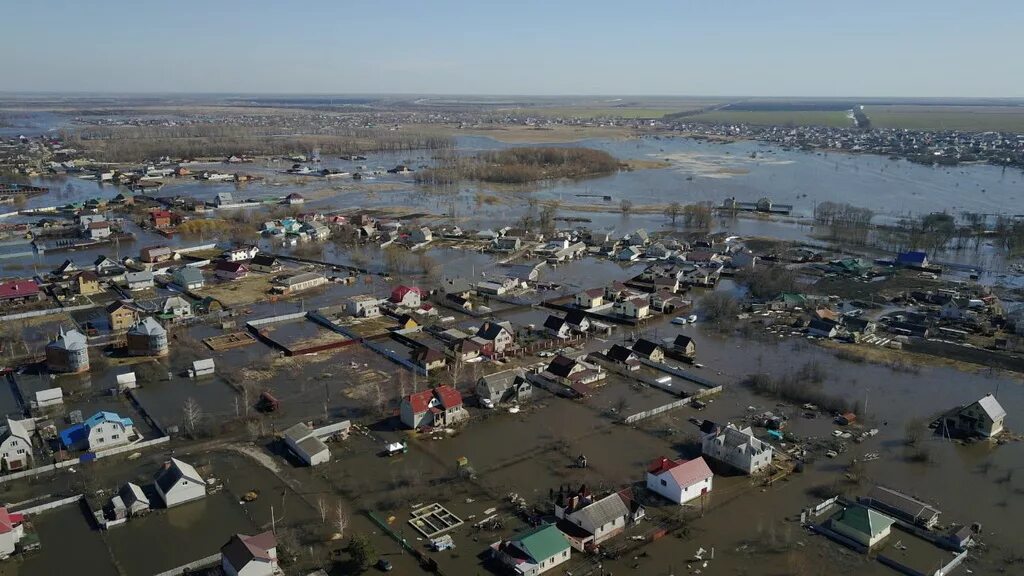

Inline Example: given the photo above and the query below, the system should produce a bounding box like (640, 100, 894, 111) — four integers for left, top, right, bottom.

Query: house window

(96, 437, 104, 443)
(16, 449, 25, 454)
(112, 434, 120, 440)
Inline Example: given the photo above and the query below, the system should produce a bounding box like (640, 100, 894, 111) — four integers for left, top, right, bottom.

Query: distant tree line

(61, 125, 452, 162)
(415, 146, 619, 185)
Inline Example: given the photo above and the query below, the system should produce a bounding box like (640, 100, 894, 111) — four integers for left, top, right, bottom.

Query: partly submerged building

(126, 317, 169, 357)
(45, 327, 90, 373)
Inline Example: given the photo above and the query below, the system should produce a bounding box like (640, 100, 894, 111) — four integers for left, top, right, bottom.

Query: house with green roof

(830, 504, 895, 548)
(491, 523, 571, 576)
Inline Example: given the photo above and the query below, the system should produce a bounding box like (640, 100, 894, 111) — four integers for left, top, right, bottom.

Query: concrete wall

(0, 437, 169, 484)
(152, 553, 222, 576)
(11, 494, 83, 515)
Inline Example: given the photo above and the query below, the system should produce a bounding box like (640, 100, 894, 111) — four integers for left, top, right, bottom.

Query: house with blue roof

(896, 251, 929, 268)
(59, 411, 139, 452)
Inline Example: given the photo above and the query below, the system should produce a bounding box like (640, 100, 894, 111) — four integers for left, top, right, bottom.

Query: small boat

(672, 317, 687, 325)
(687, 314, 698, 323)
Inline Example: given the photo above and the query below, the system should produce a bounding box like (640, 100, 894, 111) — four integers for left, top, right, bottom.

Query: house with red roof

(390, 285, 424, 308)
(399, 385, 468, 429)
(645, 456, 713, 505)
(149, 210, 174, 229)
(0, 507, 26, 558)
(0, 280, 41, 305)
(215, 261, 249, 280)
(220, 531, 278, 576)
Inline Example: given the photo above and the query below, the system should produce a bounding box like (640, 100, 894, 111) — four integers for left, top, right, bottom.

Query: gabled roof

(546, 355, 578, 378)
(0, 507, 23, 535)
(406, 389, 436, 414)
(673, 334, 694, 348)
(606, 344, 636, 363)
(435, 385, 462, 409)
(514, 524, 570, 563)
(154, 458, 202, 494)
(650, 456, 713, 487)
(476, 321, 513, 341)
(174, 267, 204, 284)
(0, 279, 39, 299)
(221, 531, 276, 570)
(564, 310, 588, 327)
(582, 287, 605, 298)
(631, 338, 662, 356)
(543, 315, 567, 331)
(971, 394, 1006, 421)
(571, 492, 630, 530)
(250, 254, 278, 267)
(48, 327, 87, 351)
(215, 261, 247, 273)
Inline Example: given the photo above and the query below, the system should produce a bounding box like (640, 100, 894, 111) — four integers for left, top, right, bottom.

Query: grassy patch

(687, 110, 853, 128)
(865, 105, 1024, 132)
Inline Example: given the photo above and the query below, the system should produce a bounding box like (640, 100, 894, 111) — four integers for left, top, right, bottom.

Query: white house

(282, 422, 330, 466)
(543, 315, 572, 339)
(492, 524, 571, 576)
(0, 507, 26, 559)
(190, 358, 216, 378)
(475, 321, 515, 355)
(831, 504, 896, 548)
(554, 488, 640, 551)
(221, 532, 279, 576)
(223, 246, 259, 262)
(172, 267, 205, 291)
(646, 456, 713, 505)
(701, 423, 773, 475)
(125, 271, 155, 291)
(946, 393, 1006, 438)
(154, 458, 207, 508)
(347, 295, 381, 318)
(60, 411, 138, 452)
(400, 386, 468, 429)
(575, 288, 605, 309)
(614, 297, 650, 319)
(0, 419, 33, 472)
(162, 295, 194, 319)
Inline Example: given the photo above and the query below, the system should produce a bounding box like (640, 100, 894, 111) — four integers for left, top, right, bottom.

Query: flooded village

(0, 97, 1022, 576)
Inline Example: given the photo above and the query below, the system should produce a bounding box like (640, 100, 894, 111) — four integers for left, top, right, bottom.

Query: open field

(687, 109, 854, 128)
(507, 107, 681, 119)
(404, 123, 637, 143)
(865, 105, 1024, 132)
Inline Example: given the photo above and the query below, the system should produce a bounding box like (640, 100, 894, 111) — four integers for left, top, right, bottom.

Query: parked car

(377, 558, 393, 572)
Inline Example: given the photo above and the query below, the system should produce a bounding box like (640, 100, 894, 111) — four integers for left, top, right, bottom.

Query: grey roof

(119, 482, 149, 507)
(479, 369, 526, 395)
(50, 327, 87, 351)
(573, 493, 629, 529)
(282, 272, 324, 287)
(125, 271, 154, 283)
(297, 436, 329, 457)
(283, 422, 313, 443)
(129, 317, 166, 337)
(866, 486, 940, 523)
(154, 458, 202, 494)
(174, 267, 204, 285)
(974, 394, 1006, 421)
(163, 295, 192, 312)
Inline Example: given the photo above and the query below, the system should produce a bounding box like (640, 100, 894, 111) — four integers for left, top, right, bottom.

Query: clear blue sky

(2, 0, 1019, 96)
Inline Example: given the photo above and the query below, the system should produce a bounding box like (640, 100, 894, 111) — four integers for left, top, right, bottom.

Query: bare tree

(317, 497, 329, 525)
(334, 502, 349, 539)
(372, 380, 386, 416)
(182, 397, 203, 437)
(665, 202, 682, 226)
(620, 199, 634, 214)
